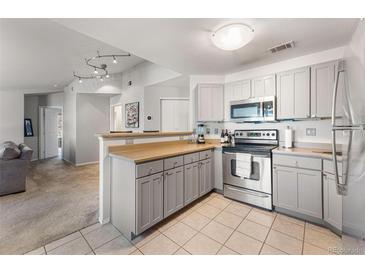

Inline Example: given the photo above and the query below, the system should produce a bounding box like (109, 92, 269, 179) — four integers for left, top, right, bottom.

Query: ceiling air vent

(269, 41, 295, 53)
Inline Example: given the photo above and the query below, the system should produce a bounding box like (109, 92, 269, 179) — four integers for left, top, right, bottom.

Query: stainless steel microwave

(230, 96, 276, 122)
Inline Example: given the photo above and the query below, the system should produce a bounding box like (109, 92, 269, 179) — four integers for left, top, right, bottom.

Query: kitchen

(95, 19, 365, 255)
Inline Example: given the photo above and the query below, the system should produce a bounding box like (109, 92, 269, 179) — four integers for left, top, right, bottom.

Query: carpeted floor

(0, 158, 99, 254)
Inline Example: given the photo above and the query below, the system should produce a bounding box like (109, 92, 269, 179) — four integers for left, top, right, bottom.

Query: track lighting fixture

(73, 51, 131, 83)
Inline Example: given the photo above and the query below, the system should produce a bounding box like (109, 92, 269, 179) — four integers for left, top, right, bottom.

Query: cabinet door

(164, 166, 184, 218)
(196, 84, 224, 122)
(323, 174, 342, 231)
(310, 61, 343, 118)
(199, 161, 206, 196)
(252, 75, 275, 97)
(204, 159, 212, 193)
(273, 166, 298, 210)
(136, 172, 163, 234)
(211, 85, 224, 121)
(297, 169, 322, 218)
(151, 173, 164, 224)
(197, 85, 212, 121)
(277, 71, 295, 119)
(293, 67, 310, 119)
(277, 67, 310, 119)
(224, 82, 233, 121)
(184, 162, 199, 205)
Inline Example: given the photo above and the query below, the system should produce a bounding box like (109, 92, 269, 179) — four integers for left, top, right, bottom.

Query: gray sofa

(0, 141, 33, 196)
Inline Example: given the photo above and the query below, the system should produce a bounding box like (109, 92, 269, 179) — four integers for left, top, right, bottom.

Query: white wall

(46, 92, 64, 107)
(24, 95, 42, 159)
(144, 86, 189, 131)
(190, 47, 346, 145)
(76, 94, 110, 165)
(63, 85, 77, 164)
(0, 91, 24, 144)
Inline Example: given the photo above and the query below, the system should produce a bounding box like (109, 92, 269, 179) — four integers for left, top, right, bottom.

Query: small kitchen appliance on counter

(197, 124, 206, 144)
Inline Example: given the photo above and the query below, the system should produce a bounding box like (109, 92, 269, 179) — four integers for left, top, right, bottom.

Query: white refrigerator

(332, 19, 365, 254)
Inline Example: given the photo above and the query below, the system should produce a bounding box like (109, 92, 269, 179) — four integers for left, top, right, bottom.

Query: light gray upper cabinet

(163, 166, 184, 218)
(196, 84, 224, 122)
(323, 173, 342, 231)
(224, 80, 251, 120)
(297, 169, 322, 218)
(311, 60, 343, 118)
(199, 159, 212, 196)
(184, 162, 199, 205)
(136, 172, 163, 234)
(251, 74, 276, 97)
(277, 67, 310, 119)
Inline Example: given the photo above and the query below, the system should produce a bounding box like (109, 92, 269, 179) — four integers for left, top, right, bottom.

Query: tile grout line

(80, 229, 97, 255)
(258, 212, 277, 254)
(216, 206, 253, 254)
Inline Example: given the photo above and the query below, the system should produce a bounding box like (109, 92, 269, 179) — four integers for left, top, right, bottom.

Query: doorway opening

(39, 106, 63, 159)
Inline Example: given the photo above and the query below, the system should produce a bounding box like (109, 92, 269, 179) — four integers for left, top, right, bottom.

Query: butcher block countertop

(96, 131, 192, 139)
(273, 146, 342, 160)
(109, 140, 221, 164)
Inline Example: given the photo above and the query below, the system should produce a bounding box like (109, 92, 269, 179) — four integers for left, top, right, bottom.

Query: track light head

(113, 56, 117, 64)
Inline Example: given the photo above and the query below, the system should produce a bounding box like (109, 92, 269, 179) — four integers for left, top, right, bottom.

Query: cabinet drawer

(199, 150, 212, 160)
(184, 152, 200, 164)
(136, 160, 163, 178)
(323, 159, 342, 176)
(164, 156, 184, 170)
(273, 154, 322, 170)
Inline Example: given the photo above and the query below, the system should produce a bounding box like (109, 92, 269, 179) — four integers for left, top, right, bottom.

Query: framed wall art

(125, 102, 139, 128)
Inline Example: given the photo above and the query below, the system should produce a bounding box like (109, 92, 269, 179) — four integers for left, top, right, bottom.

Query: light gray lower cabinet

(136, 172, 163, 234)
(323, 173, 342, 231)
(199, 159, 212, 196)
(163, 166, 184, 218)
(273, 166, 298, 211)
(184, 162, 199, 205)
(297, 169, 322, 218)
(273, 165, 322, 218)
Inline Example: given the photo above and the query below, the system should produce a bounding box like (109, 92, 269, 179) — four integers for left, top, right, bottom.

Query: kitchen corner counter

(95, 131, 192, 139)
(109, 140, 221, 164)
(272, 147, 341, 160)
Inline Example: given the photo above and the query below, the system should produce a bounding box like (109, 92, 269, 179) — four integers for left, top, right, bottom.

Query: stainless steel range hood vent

(269, 41, 295, 53)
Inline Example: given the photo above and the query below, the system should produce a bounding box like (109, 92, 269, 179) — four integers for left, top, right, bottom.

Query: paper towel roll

(285, 126, 293, 148)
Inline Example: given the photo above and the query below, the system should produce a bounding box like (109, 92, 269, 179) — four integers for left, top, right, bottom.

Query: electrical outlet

(306, 128, 316, 136)
(206, 127, 211, 134)
(214, 128, 219, 135)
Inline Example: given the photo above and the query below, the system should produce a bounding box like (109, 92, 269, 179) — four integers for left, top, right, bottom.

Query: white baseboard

(31, 158, 39, 162)
(62, 158, 75, 165)
(76, 161, 99, 167)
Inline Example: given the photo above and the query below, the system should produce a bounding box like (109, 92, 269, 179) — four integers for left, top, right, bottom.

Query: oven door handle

(225, 185, 270, 198)
(223, 151, 270, 158)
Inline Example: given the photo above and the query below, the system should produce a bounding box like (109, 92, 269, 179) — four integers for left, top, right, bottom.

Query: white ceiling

(150, 75, 190, 88)
(54, 18, 359, 75)
(0, 19, 144, 92)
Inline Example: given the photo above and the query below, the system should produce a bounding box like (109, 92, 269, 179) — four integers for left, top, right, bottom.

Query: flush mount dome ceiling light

(211, 23, 255, 51)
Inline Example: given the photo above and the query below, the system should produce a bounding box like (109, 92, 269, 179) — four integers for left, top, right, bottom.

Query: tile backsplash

(201, 119, 339, 146)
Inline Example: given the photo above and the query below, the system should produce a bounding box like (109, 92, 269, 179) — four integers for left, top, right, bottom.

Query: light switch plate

(306, 128, 316, 136)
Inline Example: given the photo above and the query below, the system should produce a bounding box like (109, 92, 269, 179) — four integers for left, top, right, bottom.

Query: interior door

(161, 99, 189, 132)
(44, 108, 59, 158)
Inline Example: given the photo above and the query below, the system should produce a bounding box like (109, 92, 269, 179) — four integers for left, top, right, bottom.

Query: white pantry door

(44, 108, 59, 158)
(161, 99, 189, 132)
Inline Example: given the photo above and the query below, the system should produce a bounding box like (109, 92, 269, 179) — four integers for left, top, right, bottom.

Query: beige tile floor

(24, 192, 343, 255)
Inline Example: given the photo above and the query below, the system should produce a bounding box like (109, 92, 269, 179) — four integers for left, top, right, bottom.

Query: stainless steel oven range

(223, 129, 278, 210)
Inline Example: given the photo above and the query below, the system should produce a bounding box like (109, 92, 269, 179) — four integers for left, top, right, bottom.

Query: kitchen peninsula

(107, 139, 221, 240)
(96, 131, 193, 225)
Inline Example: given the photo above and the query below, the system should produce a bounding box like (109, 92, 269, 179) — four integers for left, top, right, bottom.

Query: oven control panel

(234, 130, 277, 140)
